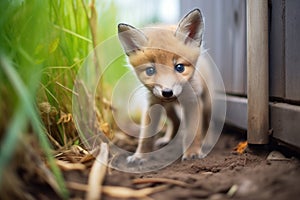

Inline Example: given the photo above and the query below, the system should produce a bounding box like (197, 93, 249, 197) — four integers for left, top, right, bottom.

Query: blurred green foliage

(0, 0, 128, 197)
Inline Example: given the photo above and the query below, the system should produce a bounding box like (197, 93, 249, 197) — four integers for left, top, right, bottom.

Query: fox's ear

(175, 9, 204, 47)
(118, 23, 148, 55)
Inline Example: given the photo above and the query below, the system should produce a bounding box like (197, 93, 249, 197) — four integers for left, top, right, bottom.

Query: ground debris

(67, 181, 169, 199)
(63, 132, 300, 200)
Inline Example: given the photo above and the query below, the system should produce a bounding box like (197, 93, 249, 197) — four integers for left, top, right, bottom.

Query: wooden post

(247, 0, 269, 144)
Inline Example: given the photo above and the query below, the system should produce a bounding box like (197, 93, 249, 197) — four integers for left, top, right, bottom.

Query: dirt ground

(65, 129, 300, 200)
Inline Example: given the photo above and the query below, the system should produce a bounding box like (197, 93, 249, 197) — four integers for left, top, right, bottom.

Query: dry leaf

(57, 112, 72, 124)
(100, 122, 113, 140)
(233, 141, 248, 154)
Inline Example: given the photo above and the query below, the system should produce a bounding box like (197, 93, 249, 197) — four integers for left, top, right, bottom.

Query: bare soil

(66, 129, 300, 200)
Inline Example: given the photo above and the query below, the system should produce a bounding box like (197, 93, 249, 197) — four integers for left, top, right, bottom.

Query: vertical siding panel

(285, 0, 300, 101)
(218, 0, 234, 93)
(270, 0, 286, 99)
(180, 0, 247, 96)
(232, 0, 247, 94)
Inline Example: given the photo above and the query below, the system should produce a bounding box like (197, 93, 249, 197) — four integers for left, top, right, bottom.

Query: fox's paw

(182, 148, 205, 161)
(154, 137, 171, 148)
(127, 154, 147, 165)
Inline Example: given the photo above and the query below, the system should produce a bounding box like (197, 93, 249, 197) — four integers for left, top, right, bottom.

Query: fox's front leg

(127, 104, 162, 164)
(182, 98, 205, 160)
(155, 106, 180, 148)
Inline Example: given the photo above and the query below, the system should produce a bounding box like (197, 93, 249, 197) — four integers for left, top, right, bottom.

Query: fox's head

(118, 9, 204, 101)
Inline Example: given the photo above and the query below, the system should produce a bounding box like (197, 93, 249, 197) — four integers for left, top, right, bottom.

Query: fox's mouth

(160, 96, 177, 102)
(152, 85, 182, 102)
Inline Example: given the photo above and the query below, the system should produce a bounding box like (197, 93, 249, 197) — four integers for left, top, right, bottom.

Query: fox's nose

(162, 89, 173, 98)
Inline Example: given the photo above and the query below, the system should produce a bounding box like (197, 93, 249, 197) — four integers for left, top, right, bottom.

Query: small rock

(234, 166, 243, 171)
(267, 151, 290, 161)
(211, 168, 220, 173)
(209, 193, 226, 200)
(236, 179, 258, 197)
(201, 171, 213, 175)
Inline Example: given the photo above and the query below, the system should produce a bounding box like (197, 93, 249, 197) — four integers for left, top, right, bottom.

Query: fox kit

(118, 9, 213, 162)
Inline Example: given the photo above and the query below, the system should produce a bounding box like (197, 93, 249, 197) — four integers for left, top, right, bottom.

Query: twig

(102, 185, 169, 198)
(85, 143, 109, 200)
(67, 182, 169, 199)
(45, 130, 63, 149)
(227, 184, 238, 197)
(55, 160, 86, 171)
(133, 177, 192, 188)
(56, 81, 79, 96)
(67, 181, 89, 191)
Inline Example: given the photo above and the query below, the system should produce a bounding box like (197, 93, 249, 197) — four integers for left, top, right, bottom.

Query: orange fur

(118, 9, 212, 162)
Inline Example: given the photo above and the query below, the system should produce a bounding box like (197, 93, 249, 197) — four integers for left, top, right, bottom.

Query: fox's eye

(145, 66, 156, 76)
(174, 64, 185, 73)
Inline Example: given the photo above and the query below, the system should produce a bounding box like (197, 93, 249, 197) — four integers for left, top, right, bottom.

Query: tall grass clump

(0, 0, 70, 198)
(0, 0, 125, 198)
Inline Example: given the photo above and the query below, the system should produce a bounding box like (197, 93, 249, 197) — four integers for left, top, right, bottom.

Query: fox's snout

(162, 89, 173, 98)
(153, 84, 183, 100)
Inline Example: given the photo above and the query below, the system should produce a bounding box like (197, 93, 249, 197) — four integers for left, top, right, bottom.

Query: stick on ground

(85, 142, 109, 200)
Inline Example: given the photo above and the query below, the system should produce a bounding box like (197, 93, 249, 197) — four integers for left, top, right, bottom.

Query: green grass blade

(0, 103, 27, 182)
(53, 24, 92, 43)
(0, 55, 69, 199)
